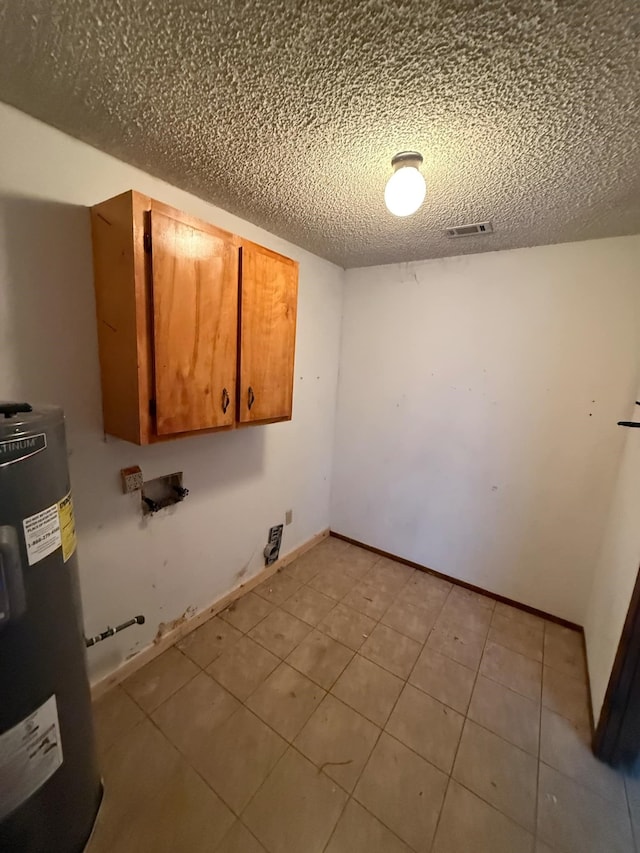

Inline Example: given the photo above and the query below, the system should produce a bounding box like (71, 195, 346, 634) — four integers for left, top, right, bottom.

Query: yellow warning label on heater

(57, 492, 77, 562)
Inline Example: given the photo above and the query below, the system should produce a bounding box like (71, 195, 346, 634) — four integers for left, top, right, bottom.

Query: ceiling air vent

(445, 221, 494, 238)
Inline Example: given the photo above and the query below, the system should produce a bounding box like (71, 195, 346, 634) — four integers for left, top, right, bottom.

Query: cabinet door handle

(221, 387, 230, 414)
(248, 386, 255, 411)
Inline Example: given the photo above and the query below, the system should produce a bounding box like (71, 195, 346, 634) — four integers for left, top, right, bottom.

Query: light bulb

(384, 152, 426, 217)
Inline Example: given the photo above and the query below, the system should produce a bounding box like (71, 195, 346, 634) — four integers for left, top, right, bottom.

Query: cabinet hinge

(143, 232, 152, 254)
(149, 399, 156, 417)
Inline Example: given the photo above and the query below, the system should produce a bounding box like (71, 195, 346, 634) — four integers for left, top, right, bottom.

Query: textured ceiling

(0, 1, 639, 267)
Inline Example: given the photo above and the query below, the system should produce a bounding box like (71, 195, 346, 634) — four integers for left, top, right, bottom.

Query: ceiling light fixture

(384, 151, 426, 217)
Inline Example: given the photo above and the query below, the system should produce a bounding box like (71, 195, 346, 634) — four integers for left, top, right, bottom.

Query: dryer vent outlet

(264, 525, 284, 566)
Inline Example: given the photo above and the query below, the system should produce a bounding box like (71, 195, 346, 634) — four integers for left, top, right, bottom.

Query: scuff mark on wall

(236, 546, 259, 581)
(154, 605, 197, 643)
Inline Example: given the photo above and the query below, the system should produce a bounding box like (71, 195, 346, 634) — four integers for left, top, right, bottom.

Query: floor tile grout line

(362, 581, 462, 850)
(313, 542, 449, 851)
(426, 590, 496, 853)
(219, 819, 265, 853)
(234, 557, 545, 796)
(321, 797, 419, 853)
(441, 777, 539, 839)
(534, 621, 549, 848)
(101, 543, 595, 853)
(119, 544, 584, 832)
(116, 544, 588, 850)
(120, 647, 204, 716)
(139, 701, 250, 821)
(218, 555, 388, 824)
(329, 643, 430, 852)
(325, 551, 615, 834)
(536, 755, 631, 808)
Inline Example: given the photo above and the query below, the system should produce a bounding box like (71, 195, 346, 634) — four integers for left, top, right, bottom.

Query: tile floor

(88, 537, 639, 853)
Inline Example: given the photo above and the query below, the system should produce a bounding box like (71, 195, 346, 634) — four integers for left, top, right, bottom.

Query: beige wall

(0, 103, 345, 682)
(585, 394, 640, 722)
(332, 238, 640, 624)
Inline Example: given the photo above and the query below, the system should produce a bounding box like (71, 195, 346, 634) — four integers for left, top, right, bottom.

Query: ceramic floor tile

(342, 582, 395, 620)
(376, 555, 416, 578)
(386, 683, 464, 773)
(152, 671, 240, 758)
(480, 641, 542, 701)
(190, 706, 287, 814)
(468, 675, 540, 755)
(316, 536, 353, 558)
(324, 799, 413, 853)
(354, 732, 447, 852)
(381, 598, 440, 643)
(537, 762, 634, 853)
(399, 572, 452, 609)
(284, 552, 324, 584)
(248, 608, 312, 658)
(88, 719, 235, 853)
(246, 661, 325, 741)
(215, 821, 266, 853)
(320, 602, 376, 651)
(437, 597, 493, 637)
(432, 780, 534, 853)
(448, 584, 495, 612)
(92, 685, 144, 759)
(366, 559, 414, 595)
(488, 612, 544, 662)
(308, 564, 358, 600)
(427, 622, 486, 670)
(294, 693, 380, 791)
(177, 616, 243, 668)
(540, 707, 625, 803)
(286, 629, 354, 689)
(543, 623, 587, 682)
(360, 622, 421, 679)
(254, 572, 302, 606)
(542, 665, 590, 728)
(122, 647, 199, 713)
(491, 609, 544, 639)
(332, 654, 404, 726)
(331, 546, 379, 580)
(207, 635, 280, 701)
(243, 747, 347, 853)
(452, 719, 538, 831)
(409, 646, 476, 714)
(281, 584, 336, 626)
(493, 601, 545, 632)
(219, 592, 274, 633)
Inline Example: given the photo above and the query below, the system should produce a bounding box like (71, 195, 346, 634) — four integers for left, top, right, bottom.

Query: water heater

(0, 403, 101, 852)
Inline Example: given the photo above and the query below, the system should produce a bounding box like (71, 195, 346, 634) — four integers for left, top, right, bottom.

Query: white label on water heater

(0, 695, 64, 821)
(22, 503, 62, 566)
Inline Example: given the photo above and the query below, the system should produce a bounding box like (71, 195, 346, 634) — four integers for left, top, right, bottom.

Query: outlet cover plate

(121, 465, 143, 494)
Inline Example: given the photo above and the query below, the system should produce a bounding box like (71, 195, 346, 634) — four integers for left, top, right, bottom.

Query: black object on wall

(617, 400, 640, 428)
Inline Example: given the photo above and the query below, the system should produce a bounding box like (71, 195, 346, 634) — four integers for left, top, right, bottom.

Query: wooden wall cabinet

(90, 191, 298, 445)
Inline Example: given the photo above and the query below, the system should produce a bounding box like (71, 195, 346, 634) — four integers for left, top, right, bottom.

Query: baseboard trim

(330, 530, 583, 632)
(90, 528, 330, 700)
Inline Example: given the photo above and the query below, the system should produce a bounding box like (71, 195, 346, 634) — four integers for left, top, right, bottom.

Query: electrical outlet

(121, 465, 143, 494)
(285, 509, 293, 525)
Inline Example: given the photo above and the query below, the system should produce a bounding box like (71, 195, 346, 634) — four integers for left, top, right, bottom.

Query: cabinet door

(151, 210, 238, 435)
(238, 243, 298, 423)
